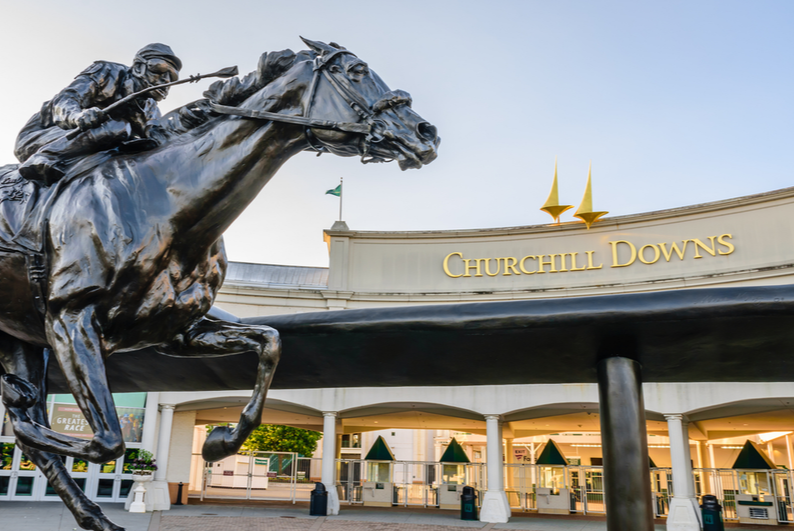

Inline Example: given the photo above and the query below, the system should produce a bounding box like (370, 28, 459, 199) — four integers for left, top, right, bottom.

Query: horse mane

(157, 49, 318, 140)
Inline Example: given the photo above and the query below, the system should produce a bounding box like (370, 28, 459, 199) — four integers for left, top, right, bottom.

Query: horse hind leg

(5, 306, 125, 464)
(0, 339, 124, 531)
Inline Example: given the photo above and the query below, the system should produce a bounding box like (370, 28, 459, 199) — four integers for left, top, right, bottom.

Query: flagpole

(339, 177, 343, 221)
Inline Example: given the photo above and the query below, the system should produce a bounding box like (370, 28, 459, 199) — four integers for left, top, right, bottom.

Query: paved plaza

(0, 501, 791, 531)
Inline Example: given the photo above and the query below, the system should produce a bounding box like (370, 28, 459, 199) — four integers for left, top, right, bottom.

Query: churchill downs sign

(442, 234, 735, 278)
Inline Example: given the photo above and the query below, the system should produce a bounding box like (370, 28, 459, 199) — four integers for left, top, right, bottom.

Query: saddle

(0, 165, 50, 255)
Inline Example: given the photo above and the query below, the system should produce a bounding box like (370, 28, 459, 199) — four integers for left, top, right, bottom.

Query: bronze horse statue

(0, 37, 438, 530)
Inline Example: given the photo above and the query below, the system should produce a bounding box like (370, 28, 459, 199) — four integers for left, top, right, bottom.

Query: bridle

(209, 50, 411, 164)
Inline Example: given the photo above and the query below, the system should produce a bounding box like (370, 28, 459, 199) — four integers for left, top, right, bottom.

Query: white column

(767, 442, 776, 465)
(786, 434, 793, 470)
(140, 392, 160, 453)
(665, 414, 699, 531)
(480, 415, 510, 523)
(149, 404, 175, 511)
(505, 438, 515, 489)
(696, 441, 704, 470)
(708, 443, 716, 469)
(322, 412, 340, 515)
(679, 420, 696, 498)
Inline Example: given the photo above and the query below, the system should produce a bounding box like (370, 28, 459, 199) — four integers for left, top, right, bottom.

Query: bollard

(310, 482, 328, 516)
(175, 482, 184, 506)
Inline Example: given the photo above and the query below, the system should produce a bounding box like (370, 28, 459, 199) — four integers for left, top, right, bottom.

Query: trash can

(461, 485, 477, 520)
(701, 495, 724, 531)
(309, 482, 328, 516)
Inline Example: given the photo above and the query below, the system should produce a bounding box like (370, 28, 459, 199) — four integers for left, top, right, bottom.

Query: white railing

(189, 454, 793, 523)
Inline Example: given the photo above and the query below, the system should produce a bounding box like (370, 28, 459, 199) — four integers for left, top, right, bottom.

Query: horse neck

(139, 83, 309, 246)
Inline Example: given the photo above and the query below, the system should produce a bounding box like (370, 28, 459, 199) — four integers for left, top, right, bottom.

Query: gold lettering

(585, 251, 602, 270)
(462, 258, 484, 277)
(566, 252, 586, 271)
(537, 254, 557, 273)
(520, 255, 537, 274)
(609, 240, 637, 268)
(501, 257, 520, 275)
(484, 258, 500, 277)
(658, 241, 688, 261)
(717, 233, 735, 255)
(557, 253, 570, 272)
(638, 244, 661, 265)
(690, 236, 717, 259)
(443, 252, 464, 278)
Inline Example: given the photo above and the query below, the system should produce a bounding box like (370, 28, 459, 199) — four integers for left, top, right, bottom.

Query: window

(341, 433, 361, 448)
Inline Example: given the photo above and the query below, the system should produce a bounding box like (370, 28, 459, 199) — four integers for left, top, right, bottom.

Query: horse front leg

(0, 338, 123, 531)
(157, 318, 280, 461)
(4, 306, 124, 464)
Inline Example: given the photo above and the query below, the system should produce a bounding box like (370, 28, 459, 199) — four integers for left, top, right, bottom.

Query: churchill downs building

(1, 187, 792, 528)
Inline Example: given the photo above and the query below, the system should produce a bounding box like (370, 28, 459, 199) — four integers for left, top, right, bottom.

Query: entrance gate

(200, 452, 321, 503)
(192, 454, 794, 524)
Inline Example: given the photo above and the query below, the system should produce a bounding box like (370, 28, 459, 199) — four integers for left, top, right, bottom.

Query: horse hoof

(202, 425, 236, 462)
(0, 374, 38, 409)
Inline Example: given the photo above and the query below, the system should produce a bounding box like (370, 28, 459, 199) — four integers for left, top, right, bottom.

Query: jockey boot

(17, 152, 65, 185)
(18, 120, 132, 186)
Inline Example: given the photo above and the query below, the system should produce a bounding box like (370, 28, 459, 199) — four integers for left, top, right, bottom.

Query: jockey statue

(14, 43, 182, 185)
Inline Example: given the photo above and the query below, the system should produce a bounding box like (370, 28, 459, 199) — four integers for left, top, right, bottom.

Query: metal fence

(335, 459, 487, 508)
(197, 451, 321, 503)
(190, 454, 793, 523)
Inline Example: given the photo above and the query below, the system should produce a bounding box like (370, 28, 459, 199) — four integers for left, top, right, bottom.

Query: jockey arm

(46, 62, 123, 131)
(45, 62, 159, 137)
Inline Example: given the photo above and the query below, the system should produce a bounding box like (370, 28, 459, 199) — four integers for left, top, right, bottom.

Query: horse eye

(329, 65, 342, 73)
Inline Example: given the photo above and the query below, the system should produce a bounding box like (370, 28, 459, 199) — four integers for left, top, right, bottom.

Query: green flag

(325, 184, 342, 197)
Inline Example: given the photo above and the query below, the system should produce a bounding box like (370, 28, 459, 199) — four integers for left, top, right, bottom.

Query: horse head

(227, 38, 440, 171)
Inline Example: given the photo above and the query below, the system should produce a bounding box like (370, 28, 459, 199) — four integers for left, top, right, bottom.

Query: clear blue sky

(1, 0, 791, 266)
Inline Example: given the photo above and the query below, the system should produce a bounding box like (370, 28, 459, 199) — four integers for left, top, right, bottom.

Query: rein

(209, 51, 407, 163)
(207, 102, 370, 134)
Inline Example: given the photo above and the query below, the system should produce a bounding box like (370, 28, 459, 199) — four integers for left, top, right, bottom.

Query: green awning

(440, 438, 470, 463)
(732, 440, 776, 470)
(364, 435, 396, 461)
(536, 439, 568, 465)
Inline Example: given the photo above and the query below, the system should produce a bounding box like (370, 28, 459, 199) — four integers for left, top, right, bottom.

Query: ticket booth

(438, 438, 471, 509)
(362, 436, 395, 507)
(535, 439, 570, 515)
(733, 441, 779, 526)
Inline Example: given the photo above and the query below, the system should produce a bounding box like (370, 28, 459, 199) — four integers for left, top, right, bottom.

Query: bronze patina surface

(0, 38, 438, 531)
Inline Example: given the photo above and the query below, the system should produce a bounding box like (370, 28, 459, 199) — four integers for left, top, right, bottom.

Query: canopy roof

(536, 439, 568, 465)
(440, 438, 470, 463)
(46, 286, 793, 393)
(732, 440, 777, 470)
(365, 436, 395, 461)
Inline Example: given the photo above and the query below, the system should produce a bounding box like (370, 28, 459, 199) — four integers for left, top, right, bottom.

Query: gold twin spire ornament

(540, 159, 608, 229)
(540, 158, 573, 223)
(573, 162, 609, 229)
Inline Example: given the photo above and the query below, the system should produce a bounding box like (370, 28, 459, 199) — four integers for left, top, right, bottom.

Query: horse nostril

(417, 122, 437, 142)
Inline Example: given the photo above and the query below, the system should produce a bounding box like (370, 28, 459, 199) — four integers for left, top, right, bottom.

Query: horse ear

(300, 37, 337, 55)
